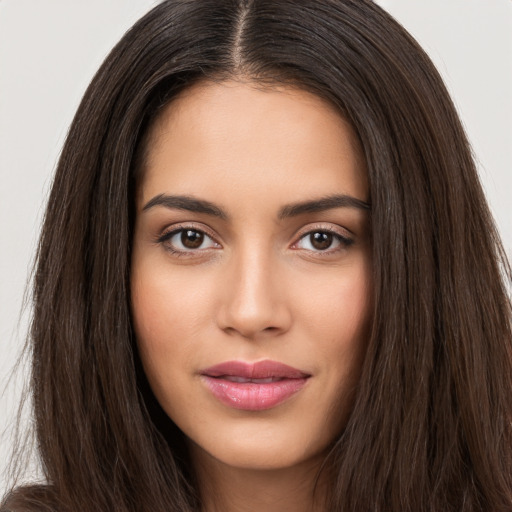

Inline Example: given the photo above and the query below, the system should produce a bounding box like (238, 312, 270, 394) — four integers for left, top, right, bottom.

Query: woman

(2, 0, 511, 511)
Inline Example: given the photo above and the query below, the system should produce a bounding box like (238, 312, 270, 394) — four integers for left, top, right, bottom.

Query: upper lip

(201, 360, 310, 379)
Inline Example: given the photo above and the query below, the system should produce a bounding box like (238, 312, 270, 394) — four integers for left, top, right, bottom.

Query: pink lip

(200, 360, 310, 411)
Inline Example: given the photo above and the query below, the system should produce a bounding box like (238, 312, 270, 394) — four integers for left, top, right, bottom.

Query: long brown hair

(3, 0, 512, 510)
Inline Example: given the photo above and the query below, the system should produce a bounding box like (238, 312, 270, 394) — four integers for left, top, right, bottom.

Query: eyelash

(156, 224, 220, 257)
(156, 224, 354, 257)
(292, 227, 354, 255)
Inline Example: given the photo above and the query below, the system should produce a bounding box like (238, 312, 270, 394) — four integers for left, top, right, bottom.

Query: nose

(216, 247, 292, 339)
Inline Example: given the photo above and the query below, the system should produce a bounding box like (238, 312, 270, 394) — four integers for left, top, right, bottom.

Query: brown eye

(159, 228, 219, 253)
(309, 232, 333, 250)
(295, 229, 353, 253)
(181, 230, 204, 249)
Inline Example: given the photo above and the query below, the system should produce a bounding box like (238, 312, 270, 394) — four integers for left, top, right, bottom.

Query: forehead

(138, 80, 368, 209)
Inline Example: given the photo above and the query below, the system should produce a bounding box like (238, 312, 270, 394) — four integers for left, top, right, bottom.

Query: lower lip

(201, 376, 309, 411)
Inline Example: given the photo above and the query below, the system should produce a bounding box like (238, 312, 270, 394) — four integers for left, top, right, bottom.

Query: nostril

(223, 325, 279, 337)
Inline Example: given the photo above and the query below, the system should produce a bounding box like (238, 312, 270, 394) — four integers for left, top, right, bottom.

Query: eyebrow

(278, 194, 371, 219)
(142, 194, 228, 219)
(142, 193, 371, 219)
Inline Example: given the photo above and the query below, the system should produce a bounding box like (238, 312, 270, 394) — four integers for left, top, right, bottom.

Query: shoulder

(1, 485, 64, 512)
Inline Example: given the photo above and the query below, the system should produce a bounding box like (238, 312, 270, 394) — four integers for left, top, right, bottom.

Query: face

(131, 80, 372, 472)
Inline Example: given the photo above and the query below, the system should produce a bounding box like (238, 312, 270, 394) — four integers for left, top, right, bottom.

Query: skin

(131, 80, 372, 512)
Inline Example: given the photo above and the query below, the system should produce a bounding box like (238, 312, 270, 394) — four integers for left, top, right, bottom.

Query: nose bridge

(218, 240, 290, 338)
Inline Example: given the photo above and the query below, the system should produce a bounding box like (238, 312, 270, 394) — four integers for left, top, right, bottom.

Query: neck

(190, 445, 330, 512)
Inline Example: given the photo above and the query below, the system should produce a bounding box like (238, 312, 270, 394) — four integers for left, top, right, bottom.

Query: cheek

(298, 261, 372, 412)
(299, 260, 372, 347)
(131, 256, 227, 414)
(131, 276, 194, 418)
(132, 261, 212, 344)
(131, 262, 199, 389)
(132, 277, 176, 362)
(332, 264, 372, 370)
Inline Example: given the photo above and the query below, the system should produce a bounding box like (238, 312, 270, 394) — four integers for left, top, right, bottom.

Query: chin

(185, 412, 342, 474)
(193, 440, 325, 472)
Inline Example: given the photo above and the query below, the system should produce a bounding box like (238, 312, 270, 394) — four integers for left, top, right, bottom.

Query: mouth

(200, 360, 311, 411)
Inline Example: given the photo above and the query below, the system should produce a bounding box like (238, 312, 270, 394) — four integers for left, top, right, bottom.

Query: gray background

(1, 0, 511, 493)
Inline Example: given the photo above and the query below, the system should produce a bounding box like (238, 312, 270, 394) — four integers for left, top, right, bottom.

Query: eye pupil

(310, 232, 333, 250)
(181, 230, 204, 249)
